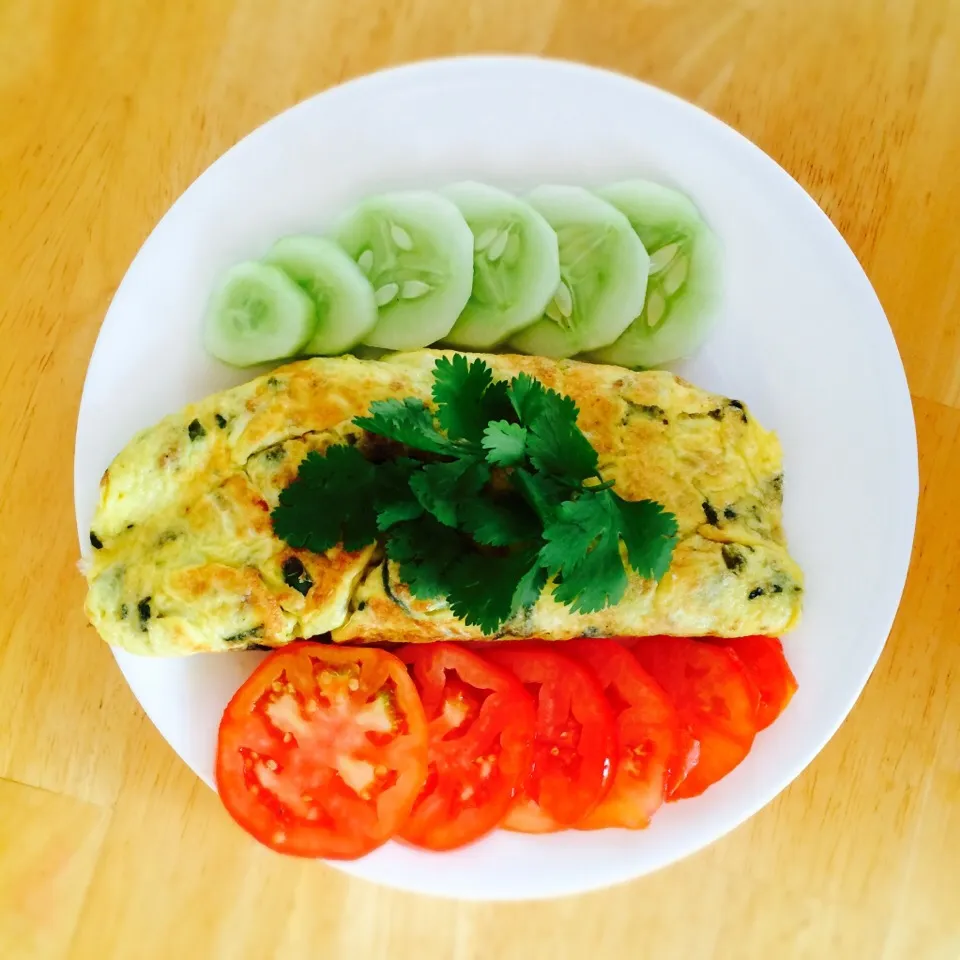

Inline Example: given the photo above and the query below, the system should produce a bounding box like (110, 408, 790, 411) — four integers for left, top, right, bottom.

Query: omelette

(83, 351, 803, 655)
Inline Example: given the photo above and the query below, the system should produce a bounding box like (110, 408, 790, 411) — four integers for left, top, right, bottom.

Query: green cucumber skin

(590, 180, 722, 368)
(508, 185, 650, 358)
(334, 191, 475, 351)
(263, 235, 377, 356)
(201, 179, 720, 369)
(203, 261, 316, 368)
(442, 182, 561, 349)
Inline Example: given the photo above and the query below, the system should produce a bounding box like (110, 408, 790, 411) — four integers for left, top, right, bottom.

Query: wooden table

(2, 1, 958, 957)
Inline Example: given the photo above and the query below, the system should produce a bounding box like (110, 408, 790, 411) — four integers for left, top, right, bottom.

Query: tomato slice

(708, 636, 798, 730)
(630, 637, 761, 799)
(480, 643, 616, 832)
(395, 643, 536, 850)
(557, 638, 698, 828)
(216, 641, 428, 859)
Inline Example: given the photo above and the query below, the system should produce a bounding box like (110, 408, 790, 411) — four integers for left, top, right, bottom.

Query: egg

(84, 351, 802, 655)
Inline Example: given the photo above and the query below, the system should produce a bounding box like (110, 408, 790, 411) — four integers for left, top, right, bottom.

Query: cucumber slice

(333, 191, 474, 350)
(508, 186, 649, 357)
(588, 181, 721, 368)
(202, 261, 315, 367)
(263, 235, 377, 355)
(441, 182, 560, 348)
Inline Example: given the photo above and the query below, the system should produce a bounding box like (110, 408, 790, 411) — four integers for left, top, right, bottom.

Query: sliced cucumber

(262, 235, 377, 355)
(441, 182, 560, 348)
(508, 186, 649, 357)
(588, 180, 721, 368)
(351, 344, 393, 361)
(202, 261, 315, 367)
(333, 191, 474, 351)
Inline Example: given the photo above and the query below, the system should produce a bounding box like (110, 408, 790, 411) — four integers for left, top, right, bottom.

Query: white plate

(74, 56, 918, 900)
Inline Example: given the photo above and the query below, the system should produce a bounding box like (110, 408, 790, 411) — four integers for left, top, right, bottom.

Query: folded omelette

(83, 351, 803, 655)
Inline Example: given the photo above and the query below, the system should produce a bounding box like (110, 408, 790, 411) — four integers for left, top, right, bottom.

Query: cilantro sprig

(272, 355, 678, 633)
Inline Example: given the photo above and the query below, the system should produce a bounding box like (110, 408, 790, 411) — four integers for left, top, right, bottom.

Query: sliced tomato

(216, 641, 427, 859)
(630, 636, 761, 799)
(708, 636, 798, 730)
(557, 638, 698, 828)
(395, 643, 536, 850)
(480, 643, 616, 832)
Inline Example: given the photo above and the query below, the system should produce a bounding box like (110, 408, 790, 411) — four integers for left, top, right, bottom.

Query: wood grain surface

(1, 1, 958, 957)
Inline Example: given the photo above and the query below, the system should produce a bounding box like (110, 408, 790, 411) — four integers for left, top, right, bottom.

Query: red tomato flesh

(630, 636, 761, 799)
(396, 643, 536, 850)
(216, 642, 428, 859)
(558, 638, 698, 828)
(708, 636, 798, 730)
(480, 643, 616, 832)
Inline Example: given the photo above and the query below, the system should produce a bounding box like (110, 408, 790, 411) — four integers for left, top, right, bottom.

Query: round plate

(74, 56, 917, 900)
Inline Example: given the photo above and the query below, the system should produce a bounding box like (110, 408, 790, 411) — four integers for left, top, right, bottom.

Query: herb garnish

(272, 355, 678, 633)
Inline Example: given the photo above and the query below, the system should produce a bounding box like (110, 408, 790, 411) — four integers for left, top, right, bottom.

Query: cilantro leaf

(512, 468, 566, 523)
(373, 457, 424, 530)
(385, 516, 464, 600)
(526, 417, 598, 483)
(386, 516, 543, 632)
(409, 458, 491, 528)
(613, 494, 679, 580)
(272, 446, 378, 553)
(539, 491, 613, 575)
(482, 420, 527, 467)
(540, 491, 629, 613)
(508, 375, 598, 481)
(482, 379, 514, 425)
(511, 548, 549, 611)
(274, 359, 679, 634)
(444, 548, 542, 634)
(508, 373, 579, 431)
(432, 354, 489, 442)
(526, 412, 598, 482)
(354, 398, 456, 456)
(432, 355, 515, 444)
(507, 372, 542, 421)
(459, 496, 540, 546)
(553, 537, 629, 613)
